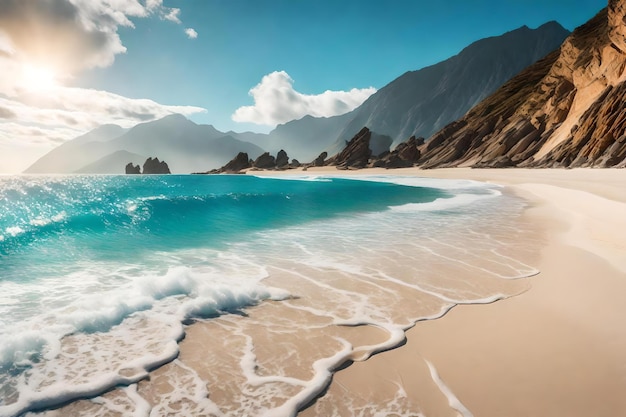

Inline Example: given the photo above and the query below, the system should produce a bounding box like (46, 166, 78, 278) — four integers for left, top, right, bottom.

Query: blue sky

(0, 0, 608, 172)
(78, 0, 607, 132)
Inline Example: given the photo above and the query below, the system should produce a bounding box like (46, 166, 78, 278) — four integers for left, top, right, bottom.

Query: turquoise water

(0, 175, 445, 278)
(0, 174, 535, 417)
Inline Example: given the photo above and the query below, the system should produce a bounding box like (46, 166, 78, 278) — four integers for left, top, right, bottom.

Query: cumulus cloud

(163, 8, 182, 23)
(0, 84, 206, 170)
(185, 28, 198, 39)
(0, 0, 204, 172)
(232, 71, 376, 126)
(0, 0, 186, 72)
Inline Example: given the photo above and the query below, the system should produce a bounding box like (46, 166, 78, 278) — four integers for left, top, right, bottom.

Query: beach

(2, 168, 624, 417)
(288, 167, 626, 416)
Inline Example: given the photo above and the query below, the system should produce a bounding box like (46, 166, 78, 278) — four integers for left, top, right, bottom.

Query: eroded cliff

(420, 1, 626, 168)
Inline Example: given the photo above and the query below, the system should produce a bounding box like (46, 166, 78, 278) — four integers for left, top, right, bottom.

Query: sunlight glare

(20, 64, 59, 91)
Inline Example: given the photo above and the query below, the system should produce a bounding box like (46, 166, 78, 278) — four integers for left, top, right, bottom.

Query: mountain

(260, 21, 570, 159)
(25, 114, 266, 174)
(418, 0, 626, 168)
(334, 21, 571, 150)
(74, 150, 146, 174)
(25, 124, 128, 173)
(261, 114, 352, 162)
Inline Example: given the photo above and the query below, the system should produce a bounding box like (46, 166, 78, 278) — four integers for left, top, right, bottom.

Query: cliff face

(420, 1, 626, 168)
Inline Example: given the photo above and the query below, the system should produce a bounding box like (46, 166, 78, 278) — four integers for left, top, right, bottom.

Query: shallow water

(0, 174, 540, 417)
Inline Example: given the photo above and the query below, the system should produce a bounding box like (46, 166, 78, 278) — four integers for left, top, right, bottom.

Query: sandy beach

(24, 168, 625, 417)
(280, 167, 626, 416)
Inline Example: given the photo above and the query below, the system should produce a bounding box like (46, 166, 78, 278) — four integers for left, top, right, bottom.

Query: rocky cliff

(329, 21, 570, 152)
(251, 22, 569, 162)
(419, 1, 626, 168)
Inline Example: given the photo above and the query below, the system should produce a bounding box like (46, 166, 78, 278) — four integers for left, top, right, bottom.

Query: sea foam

(0, 174, 539, 417)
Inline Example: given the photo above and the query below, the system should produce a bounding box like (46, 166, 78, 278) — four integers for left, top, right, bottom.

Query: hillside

(419, 1, 626, 168)
(261, 21, 569, 160)
(25, 115, 266, 174)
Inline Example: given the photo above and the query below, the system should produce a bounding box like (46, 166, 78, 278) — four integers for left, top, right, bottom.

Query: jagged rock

(290, 159, 301, 168)
(207, 152, 251, 174)
(418, 2, 626, 168)
(142, 157, 171, 174)
(394, 136, 422, 162)
(275, 150, 289, 168)
(253, 152, 276, 169)
(329, 127, 372, 169)
(313, 152, 327, 167)
(125, 163, 141, 174)
(357, 134, 423, 169)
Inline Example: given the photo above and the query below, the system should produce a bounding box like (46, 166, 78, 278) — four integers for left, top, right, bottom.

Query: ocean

(0, 174, 539, 417)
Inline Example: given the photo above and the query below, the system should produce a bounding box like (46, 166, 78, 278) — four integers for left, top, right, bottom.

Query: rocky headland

(416, 0, 626, 168)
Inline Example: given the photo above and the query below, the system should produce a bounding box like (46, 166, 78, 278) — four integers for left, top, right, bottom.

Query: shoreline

(275, 167, 626, 416)
(14, 168, 624, 416)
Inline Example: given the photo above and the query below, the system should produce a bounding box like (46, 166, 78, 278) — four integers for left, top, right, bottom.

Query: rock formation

(275, 150, 289, 169)
(124, 157, 170, 174)
(418, 1, 626, 168)
(207, 149, 299, 173)
(253, 152, 276, 169)
(326, 128, 373, 169)
(312, 152, 328, 167)
(125, 163, 141, 174)
(206, 152, 252, 173)
(142, 157, 171, 174)
(372, 136, 423, 168)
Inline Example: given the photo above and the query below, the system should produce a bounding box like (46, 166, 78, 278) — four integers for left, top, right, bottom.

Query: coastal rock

(328, 127, 372, 169)
(125, 163, 141, 174)
(253, 152, 276, 169)
(207, 152, 251, 173)
(418, 1, 626, 168)
(275, 150, 289, 169)
(142, 157, 171, 174)
(290, 159, 301, 168)
(374, 136, 423, 168)
(313, 152, 328, 167)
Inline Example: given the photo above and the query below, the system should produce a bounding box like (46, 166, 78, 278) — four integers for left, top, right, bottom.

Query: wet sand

(35, 168, 626, 416)
(290, 167, 626, 417)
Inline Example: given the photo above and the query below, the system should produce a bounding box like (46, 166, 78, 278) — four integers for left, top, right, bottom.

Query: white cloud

(0, 0, 203, 172)
(232, 71, 376, 126)
(0, 0, 187, 73)
(0, 86, 206, 172)
(185, 28, 198, 39)
(163, 8, 181, 23)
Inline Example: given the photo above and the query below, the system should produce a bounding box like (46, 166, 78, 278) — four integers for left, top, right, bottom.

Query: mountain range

(25, 115, 265, 174)
(25, 20, 570, 174)
(257, 21, 570, 161)
(418, 0, 626, 168)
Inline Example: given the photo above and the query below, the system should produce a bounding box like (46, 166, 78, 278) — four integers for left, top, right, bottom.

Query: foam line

(426, 360, 474, 417)
(0, 340, 180, 417)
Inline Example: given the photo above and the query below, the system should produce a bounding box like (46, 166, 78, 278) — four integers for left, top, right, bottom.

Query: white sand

(288, 167, 626, 416)
(44, 167, 626, 416)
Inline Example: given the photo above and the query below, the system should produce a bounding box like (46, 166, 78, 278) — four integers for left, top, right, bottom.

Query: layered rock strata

(418, 1, 626, 168)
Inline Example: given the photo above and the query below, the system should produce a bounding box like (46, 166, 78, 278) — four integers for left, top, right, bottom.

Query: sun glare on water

(20, 64, 59, 91)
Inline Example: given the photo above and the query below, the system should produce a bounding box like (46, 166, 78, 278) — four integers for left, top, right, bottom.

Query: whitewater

(0, 174, 540, 417)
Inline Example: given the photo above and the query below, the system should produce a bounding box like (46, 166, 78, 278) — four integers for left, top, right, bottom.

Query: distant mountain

(25, 114, 266, 174)
(260, 114, 352, 162)
(26, 124, 128, 173)
(418, 1, 626, 168)
(74, 150, 146, 174)
(261, 21, 570, 159)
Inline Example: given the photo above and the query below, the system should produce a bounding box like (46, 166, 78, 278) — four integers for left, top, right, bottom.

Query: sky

(0, 0, 608, 173)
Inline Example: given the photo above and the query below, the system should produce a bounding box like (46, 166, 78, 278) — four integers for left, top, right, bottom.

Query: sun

(20, 64, 59, 91)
